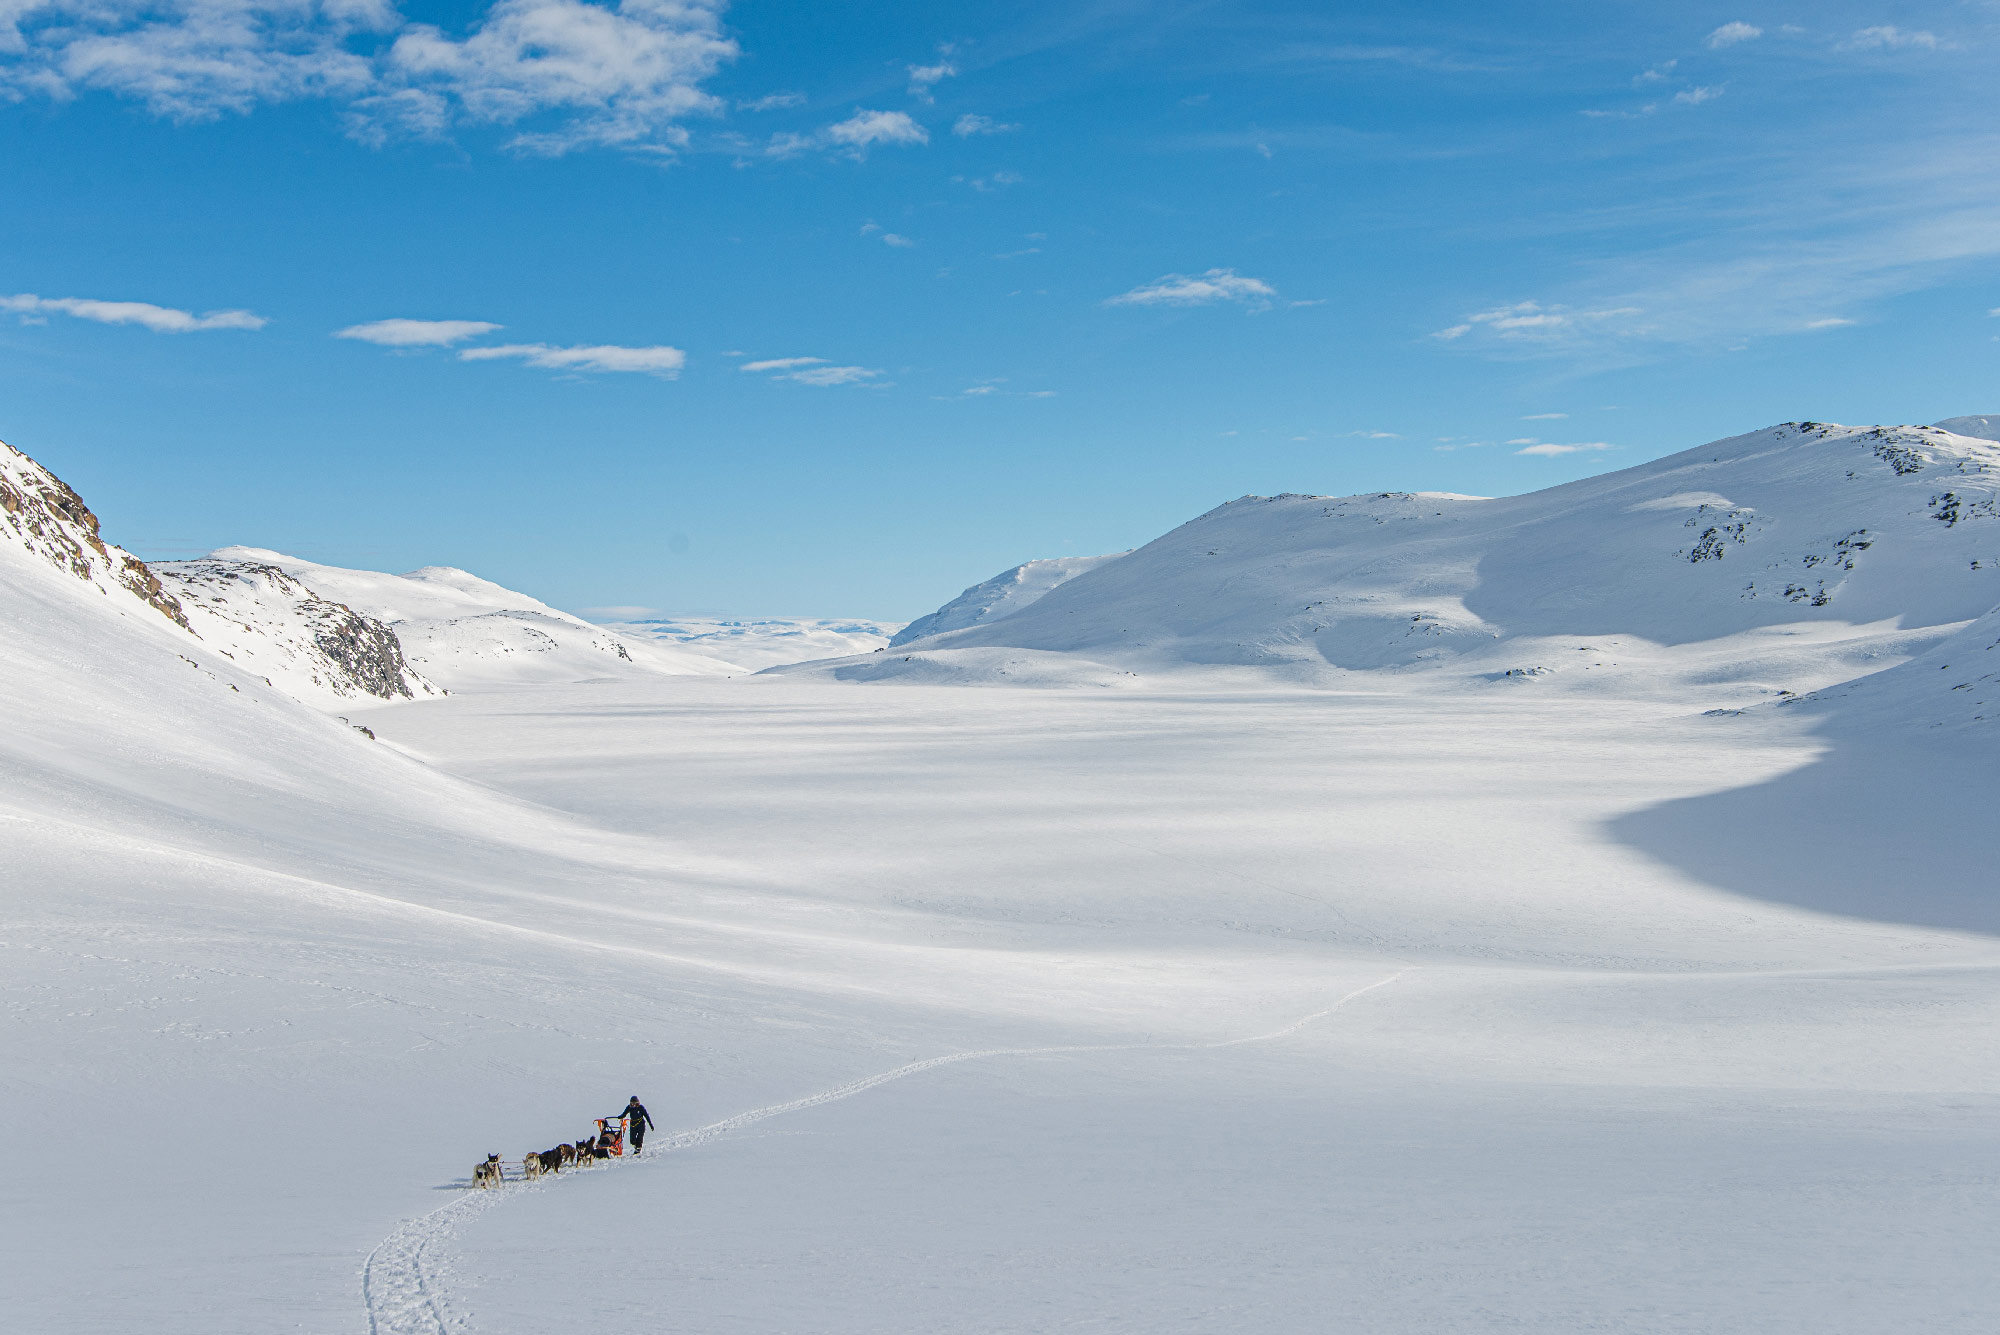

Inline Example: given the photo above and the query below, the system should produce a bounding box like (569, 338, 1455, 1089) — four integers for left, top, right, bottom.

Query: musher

(623, 1095, 654, 1154)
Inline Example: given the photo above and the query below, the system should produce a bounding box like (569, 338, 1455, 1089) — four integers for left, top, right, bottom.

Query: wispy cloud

(460, 342, 685, 375)
(1804, 316, 1855, 329)
(1707, 22, 1762, 49)
(740, 356, 881, 386)
(1522, 412, 1568, 420)
(906, 58, 955, 103)
(955, 169, 1023, 192)
(1106, 268, 1277, 309)
(1674, 85, 1724, 106)
(1, 293, 266, 332)
(336, 317, 500, 346)
(1634, 59, 1677, 85)
(859, 221, 916, 247)
(1841, 26, 1939, 51)
(1432, 301, 1644, 345)
(1516, 441, 1613, 457)
(738, 91, 804, 112)
(952, 113, 1018, 137)
(767, 108, 927, 158)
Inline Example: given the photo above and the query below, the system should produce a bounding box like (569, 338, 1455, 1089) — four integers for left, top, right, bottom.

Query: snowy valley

(6, 422, 2000, 1334)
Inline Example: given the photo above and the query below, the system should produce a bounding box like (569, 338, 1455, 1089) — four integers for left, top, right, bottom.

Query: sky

(2, 0, 1997, 620)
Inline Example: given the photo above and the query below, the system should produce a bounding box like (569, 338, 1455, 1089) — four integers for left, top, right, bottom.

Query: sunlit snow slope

(8, 427, 2000, 1335)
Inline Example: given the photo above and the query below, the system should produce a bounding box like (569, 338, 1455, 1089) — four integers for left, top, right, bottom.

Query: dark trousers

(629, 1120, 646, 1152)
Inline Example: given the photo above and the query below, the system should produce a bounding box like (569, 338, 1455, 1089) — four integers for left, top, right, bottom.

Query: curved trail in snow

(359, 968, 1410, 1335)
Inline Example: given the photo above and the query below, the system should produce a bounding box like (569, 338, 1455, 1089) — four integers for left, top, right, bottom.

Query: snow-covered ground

(597, 614, 902, 671)
(7, 423, 2000, 1333)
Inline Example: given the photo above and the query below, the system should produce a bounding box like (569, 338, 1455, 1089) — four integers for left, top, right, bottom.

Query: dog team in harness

(475, 1095, 654, 1187)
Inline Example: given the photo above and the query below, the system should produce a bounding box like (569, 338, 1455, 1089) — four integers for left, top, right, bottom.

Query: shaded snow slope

(790, 423, 2000, 703)
(156, 556, 441, 706)
(602, 615, 902, 671)
(890, 552, 1128, 647)
(210, 546, 737, 686)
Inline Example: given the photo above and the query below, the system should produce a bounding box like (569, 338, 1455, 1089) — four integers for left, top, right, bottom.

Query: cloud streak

(1105, 268, 1278, 309)
(1, 293, 266, 332)
(336, 318, 501, 346)
(459, 342, 685, 375)
(740, 355, 882, 386)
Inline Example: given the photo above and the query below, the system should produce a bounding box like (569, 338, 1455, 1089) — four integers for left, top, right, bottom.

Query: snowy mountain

(888, 553, 1127, 647)
(202, 547, 737, 686)
(804, 421, 2000, 709)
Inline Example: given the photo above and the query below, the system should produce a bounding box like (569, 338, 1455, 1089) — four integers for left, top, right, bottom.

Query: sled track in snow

(360, 969, 1410, 1335)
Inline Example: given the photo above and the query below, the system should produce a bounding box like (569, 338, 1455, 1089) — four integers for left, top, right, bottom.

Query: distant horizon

(4, 0, 1996, 620)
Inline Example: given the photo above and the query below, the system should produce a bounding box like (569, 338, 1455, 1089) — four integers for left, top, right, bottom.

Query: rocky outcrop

(1, 439, 191, 630)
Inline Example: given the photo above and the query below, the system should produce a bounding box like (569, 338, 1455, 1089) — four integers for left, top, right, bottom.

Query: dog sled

(593, 1115, 628, 1158)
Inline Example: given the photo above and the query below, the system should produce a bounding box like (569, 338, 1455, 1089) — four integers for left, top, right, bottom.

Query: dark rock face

(306, 595, 424, 700)
(1, 440, 192, 631)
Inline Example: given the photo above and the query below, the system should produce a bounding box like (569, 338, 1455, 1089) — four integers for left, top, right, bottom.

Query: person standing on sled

(624, 1095, 654, 1154)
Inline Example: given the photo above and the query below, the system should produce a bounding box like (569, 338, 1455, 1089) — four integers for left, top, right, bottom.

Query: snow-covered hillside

(813, 421, 2000, 707)
(205, 547, 736, 686)
(889, 552, 1126, 647)
(156, 555, 441, 705)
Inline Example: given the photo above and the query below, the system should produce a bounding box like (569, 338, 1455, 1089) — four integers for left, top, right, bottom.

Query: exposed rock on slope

(154, 557, 441, 704)
(889, 553, 1127, 647)
(1, 439, 190, 630)
(797, 422, 2000, 709)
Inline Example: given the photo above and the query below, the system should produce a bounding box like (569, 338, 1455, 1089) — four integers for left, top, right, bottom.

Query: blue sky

(2, 0, 1996, 618)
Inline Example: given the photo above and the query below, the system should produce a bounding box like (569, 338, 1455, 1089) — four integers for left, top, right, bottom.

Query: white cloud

(1522, 412, 1569, 420)
(1990, 307, 2000, 316)
(823, 108, 927, 152)
(1707, 22, 1762, 49)
(1105, 268, 1278, 309)
(336, 317, 501, 346)
(0, 293, 266, 332)
(0, 0, 737, 154)
(1804, 316, 1855, 329)
(1516, 441, 1613, 456)
(741, 355, 881, 386)
(1674, 85, 1724, 105)
(906, 59, 955, 102)
(1635, 59, 1677, 85)
(952, 113, 1018, 136)
(1842, 26, 1938, 51)
(372, 0, 737, 155)
(0, 0, 385, 121)
(738, 91, 804, 111)
(459, 342, 685, 375)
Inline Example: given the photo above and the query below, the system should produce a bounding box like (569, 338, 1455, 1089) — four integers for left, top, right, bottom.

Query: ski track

(358, 969, 1411, 1335)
